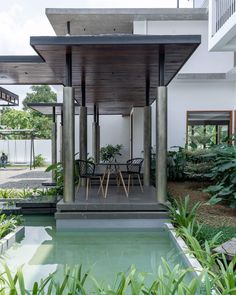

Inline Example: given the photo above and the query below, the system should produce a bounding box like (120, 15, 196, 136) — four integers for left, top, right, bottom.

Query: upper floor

(209, 0, 236, 51)
(46, 6, 233, 78)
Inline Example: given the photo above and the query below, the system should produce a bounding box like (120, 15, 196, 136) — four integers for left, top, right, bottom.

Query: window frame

(186, 110, 233, 147)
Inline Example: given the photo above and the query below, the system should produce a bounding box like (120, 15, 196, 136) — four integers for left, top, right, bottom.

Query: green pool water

(1, 216, 190, 290)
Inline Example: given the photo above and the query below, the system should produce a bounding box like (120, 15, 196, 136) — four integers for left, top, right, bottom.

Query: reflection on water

(1, 216, 189, 290)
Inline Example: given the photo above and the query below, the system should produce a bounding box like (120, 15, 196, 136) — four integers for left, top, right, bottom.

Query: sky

(0, 0, 193, 105)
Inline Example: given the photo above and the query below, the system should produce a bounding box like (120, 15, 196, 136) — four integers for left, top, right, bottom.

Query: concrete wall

(131, 107, 144, 158)
(0, 140, 51, 163)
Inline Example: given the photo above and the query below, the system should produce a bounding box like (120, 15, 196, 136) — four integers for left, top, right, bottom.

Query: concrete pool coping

(0, 226, 25, 254)
(165, 223, 203, 277)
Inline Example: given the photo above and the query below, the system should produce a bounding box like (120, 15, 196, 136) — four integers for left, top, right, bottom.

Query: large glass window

(187, 111, 232, 148)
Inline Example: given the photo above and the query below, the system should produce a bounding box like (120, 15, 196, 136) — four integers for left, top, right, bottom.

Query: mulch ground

(168, 181, 236, 227)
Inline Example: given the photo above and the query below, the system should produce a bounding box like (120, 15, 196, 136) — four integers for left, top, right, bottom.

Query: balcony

(209, 0, 236, 51)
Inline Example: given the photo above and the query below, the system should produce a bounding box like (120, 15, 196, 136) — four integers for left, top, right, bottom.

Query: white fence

(0, 140, 51, 164)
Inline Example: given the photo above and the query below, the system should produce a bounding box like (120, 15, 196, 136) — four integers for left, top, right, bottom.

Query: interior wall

(57, 114, 130, 162)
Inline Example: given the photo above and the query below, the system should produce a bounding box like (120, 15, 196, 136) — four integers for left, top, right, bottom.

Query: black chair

(126, 158, 144, 193)
(75, 160, 104, 200)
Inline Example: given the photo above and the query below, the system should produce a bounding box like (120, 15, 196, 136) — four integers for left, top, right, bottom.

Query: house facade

(50, 6, 236, 161)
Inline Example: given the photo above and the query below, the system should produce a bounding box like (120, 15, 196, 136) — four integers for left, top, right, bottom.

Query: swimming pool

(1, 215, 192, 290)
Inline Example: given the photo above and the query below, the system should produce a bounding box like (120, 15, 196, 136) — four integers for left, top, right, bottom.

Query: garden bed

(168, 180, 236, 227)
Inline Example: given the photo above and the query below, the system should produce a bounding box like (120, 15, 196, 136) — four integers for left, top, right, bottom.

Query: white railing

(193, 0, 209, 8)
(212, 0, 236, 35)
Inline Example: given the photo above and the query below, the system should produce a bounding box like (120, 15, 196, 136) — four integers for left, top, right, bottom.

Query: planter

(0, 226, 25, 254)
(166, 223, 203, 277)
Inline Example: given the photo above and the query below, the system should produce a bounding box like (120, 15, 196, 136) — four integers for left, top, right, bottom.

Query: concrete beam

(156, 86, 167, 204)
(143, 106, 151, 186)
(63, 87, 75, 203)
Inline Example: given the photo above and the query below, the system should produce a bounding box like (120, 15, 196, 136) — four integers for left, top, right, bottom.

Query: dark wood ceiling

(0, 35, 201, 115)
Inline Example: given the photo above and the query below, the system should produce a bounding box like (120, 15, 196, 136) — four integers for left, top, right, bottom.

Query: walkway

(0, 167, 51, 189)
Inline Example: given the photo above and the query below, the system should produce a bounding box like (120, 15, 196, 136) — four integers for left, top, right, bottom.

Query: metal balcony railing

(212, 0, 236, 35)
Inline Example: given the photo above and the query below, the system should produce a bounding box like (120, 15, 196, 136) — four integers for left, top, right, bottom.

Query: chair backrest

(126, 158, 144, 174)
(75, 160, 95, 177)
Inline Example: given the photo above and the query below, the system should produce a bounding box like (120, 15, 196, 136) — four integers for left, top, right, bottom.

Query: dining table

(96, 162, 128, 198)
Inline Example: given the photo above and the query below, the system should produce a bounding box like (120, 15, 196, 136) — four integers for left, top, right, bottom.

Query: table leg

(119, 170, 128, 198)
(104, 169, 110, 198)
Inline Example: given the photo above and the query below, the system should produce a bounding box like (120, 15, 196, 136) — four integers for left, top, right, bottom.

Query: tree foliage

(0, 85, 57, 139)
(22, 85, 56, 110)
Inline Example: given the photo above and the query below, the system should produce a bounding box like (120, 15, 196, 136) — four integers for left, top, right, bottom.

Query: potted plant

(100, 144, 122, 163)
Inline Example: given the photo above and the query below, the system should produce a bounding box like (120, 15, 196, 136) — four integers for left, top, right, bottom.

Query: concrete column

(63, 87, 75, 203)
(79, 106, 87, 161)
(156, 86, 167, 204)
(92, 122, 100, 163)
(51, 121, 57, 182)
(143, 106, 151, 186)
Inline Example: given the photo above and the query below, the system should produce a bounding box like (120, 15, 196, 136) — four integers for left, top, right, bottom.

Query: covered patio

(0, 34, 200, 225)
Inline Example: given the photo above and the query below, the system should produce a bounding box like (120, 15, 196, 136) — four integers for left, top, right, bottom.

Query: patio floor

(56, 185, 168, 220)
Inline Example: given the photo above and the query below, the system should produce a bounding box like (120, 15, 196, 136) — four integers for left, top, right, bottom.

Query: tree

(1, 109, 31, 130)
(0, 85, 57, 139)
(22, 85, 57, 110)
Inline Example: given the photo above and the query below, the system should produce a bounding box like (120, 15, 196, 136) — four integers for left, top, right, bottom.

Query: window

(187, 111, 232, 148)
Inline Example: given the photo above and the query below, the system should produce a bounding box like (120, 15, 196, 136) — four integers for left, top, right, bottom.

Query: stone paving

(0, 167, 51, 189)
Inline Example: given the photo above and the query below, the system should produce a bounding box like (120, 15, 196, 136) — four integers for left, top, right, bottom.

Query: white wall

(58, 115, 130, 162)
(0, 140, 51, 163)
(151, 80, 236, 149)
(134, 20, 234, 73)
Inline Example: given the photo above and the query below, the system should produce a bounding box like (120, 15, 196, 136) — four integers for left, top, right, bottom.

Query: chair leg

(86, 178, 90, 200)
(104, 169, 111, 198)
(137, 174, 143, 193)
(76, 177, 81, 193)
(128, 174, 131, 194)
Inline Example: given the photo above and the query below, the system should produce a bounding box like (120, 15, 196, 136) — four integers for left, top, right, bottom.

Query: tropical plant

(100, 144, 123, 163)
(17, 188, 33, 199)
(169, 195, 201, 230)
(0, 214, 22, 239)
(34, 154, 45, 167)
(0, 189, 15, 199)
(202, 145, 236, 207)
(167, 146, 187, 180)
(45, 162, 64, 195)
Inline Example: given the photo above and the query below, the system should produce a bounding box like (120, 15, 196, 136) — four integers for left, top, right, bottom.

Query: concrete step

(57, 202, 166, 212)
(55, 211, 169, 220)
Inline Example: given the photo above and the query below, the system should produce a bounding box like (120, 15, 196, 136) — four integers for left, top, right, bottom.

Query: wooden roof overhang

(0, 34, 201, 115)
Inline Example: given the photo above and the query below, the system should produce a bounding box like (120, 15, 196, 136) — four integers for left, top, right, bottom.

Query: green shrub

(202, 145, 236, 208)
(34, 154, 45, 167)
